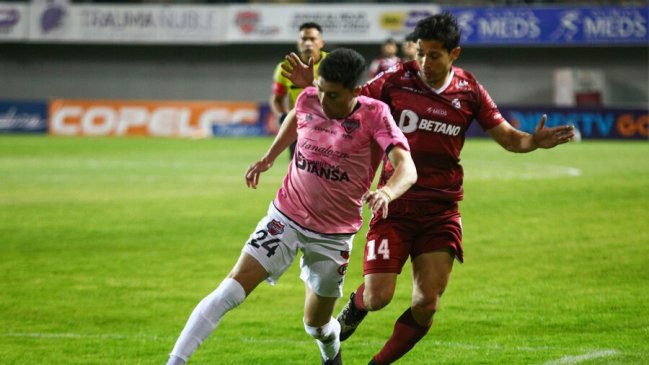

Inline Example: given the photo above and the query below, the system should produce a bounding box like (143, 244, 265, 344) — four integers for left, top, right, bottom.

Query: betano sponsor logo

(398, 109, 461, 136)
(49, 100, 259, 137)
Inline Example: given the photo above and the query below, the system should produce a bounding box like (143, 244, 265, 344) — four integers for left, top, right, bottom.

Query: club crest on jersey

(401, 71, 414, 80)
(341, 118, 360, 135)
(337, 263, 348, 276)
(452, 98, 461, 109)
(266, 220, 285, 235)
(305, 113, 313, 122)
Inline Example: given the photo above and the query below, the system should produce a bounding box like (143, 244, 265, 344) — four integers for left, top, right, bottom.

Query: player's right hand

(245, 158, 273, 189)
(362, 189, 391, 219)
(280, 52, 314, 88)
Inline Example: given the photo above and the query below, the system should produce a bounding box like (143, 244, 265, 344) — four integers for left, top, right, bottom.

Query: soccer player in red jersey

(282, 13, 575, 365)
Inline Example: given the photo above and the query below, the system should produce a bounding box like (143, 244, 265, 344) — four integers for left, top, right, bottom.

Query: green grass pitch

(1, 135, 647, 364)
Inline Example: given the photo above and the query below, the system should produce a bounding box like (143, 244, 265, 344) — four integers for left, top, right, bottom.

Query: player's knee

(412, 293, 441, 318)
(198, 278, 246, 320)
(364, 288, 393, 311)
(303, 318, 339, 343)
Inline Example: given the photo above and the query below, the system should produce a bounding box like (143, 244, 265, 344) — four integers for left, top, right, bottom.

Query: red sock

(372, 308, 431, 365)
(353, 283, 367, 311)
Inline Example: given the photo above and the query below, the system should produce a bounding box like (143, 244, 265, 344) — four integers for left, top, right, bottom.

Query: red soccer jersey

(362, 61, 505, 201)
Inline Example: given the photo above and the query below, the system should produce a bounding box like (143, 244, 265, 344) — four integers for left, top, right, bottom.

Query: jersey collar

(418, 69, 454, 95)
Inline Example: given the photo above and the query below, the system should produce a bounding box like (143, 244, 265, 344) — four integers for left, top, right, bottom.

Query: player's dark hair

(412, 12, 460, 52)
(299, 22, 323, 34)
(404, 32, 416, 43)
(318, 48, 366, 90)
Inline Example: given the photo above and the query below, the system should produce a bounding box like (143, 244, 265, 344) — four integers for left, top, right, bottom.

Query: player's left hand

(245, 158, 273, 189)
(532, 114, 576, 148)
(362, 189, 392, 219)
(280, 52, 314, 88)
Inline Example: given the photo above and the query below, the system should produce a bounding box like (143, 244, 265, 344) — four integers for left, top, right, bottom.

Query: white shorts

(241, 203, 354, 298)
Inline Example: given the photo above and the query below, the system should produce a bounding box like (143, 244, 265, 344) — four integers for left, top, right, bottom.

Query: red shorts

(363, 199, 463, 275)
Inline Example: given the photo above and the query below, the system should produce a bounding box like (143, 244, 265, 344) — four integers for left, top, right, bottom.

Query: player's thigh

(228, 252, 271, 295)
(304, 285, 339, 326)
(241, 204, 300, 287)
(412, 208, 464, 262)
(411, 250, 454, 306)
(299, 233, 352, 299)
(364, 272, 398, 310)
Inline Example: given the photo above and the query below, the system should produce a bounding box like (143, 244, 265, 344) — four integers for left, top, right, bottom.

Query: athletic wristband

(379, 187, 395, 202)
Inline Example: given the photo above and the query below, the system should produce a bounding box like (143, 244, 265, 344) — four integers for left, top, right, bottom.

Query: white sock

(166, 278, 246, 364)
(165, 355, 185, 365)
(304, 317, 341, 360)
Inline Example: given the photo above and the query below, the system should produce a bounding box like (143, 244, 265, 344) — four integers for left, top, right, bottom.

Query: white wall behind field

(0, 43, 647, 107)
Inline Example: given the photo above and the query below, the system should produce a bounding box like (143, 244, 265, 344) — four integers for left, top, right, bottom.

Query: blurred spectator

(401, 32, 417, 62)
(368, 38, 400, 78)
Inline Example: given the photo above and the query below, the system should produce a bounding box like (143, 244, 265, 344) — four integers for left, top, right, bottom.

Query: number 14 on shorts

(366, 238, 390, 261)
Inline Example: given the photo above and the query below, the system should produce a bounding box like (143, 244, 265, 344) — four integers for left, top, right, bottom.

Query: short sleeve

(371, 101, 410, 152)
(272, 62, 290, 96)
(475, 82, 506, 130)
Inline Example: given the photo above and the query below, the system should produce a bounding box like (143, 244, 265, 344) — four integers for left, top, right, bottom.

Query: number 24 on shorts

(247, 229, 281, 257)
(366, 238, 390, 261)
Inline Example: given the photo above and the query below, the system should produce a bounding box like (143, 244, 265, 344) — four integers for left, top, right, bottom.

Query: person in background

(368, 38, 400, 79)
(270, 22, 326, 159)
(164, 48, 417, 365)
(400, 32, 417, 62)
(282, 12, 575, 365)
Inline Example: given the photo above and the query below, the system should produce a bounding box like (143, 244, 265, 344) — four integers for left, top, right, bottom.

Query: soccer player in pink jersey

(282, 13, 575, 365)
(164, 48, 417, 365)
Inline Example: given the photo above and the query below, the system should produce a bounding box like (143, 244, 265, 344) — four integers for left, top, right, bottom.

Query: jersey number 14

(366, 238, 390, 261)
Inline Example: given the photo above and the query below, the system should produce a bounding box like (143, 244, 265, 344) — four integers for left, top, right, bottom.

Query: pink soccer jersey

(273, 87, 409, 235)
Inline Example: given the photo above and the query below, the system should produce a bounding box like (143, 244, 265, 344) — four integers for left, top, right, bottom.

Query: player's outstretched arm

(280, 52, 315, 88)
(363, 146, 417, 218)
(245, 109, 298, 189)
(487, 114, 575, 153)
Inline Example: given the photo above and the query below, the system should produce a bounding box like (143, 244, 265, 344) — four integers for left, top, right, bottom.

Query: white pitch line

(541, 350, 618, 365)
